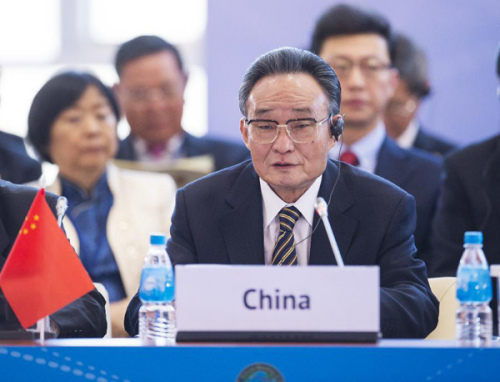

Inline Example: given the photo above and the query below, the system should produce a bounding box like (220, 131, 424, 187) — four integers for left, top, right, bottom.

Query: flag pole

(36, 191, 68, 343)
(37, 179, 48, 344)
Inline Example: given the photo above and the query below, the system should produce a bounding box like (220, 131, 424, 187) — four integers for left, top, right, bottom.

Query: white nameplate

(175, 265, 379, 342)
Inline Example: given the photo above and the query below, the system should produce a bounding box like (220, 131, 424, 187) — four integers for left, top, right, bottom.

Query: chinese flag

(0, 189, 94, 329)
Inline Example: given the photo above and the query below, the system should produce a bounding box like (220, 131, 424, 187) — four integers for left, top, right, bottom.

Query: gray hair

(392, 33, 431, 99)
(239, 47, 341, 117)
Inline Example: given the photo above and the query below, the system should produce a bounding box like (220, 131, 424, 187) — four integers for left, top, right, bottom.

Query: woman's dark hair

(28, 71, 120, 162)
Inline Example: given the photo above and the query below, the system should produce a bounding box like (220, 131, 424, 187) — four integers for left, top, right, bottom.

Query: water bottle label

(139, 267, 175, 302)
(456, 267, 492, 303)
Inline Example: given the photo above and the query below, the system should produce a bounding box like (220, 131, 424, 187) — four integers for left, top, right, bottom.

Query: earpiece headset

(330, 114, 345, 140)
(293, 114, 345, 249)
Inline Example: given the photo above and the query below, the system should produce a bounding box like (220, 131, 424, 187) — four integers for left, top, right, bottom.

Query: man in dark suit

(0, 180, 107, 337)
(0, 131, 41, 184)
(384, 33, 455, 156)
(310, 4, 442, 256)
(113, 35, 249, 172)
(425, 44, 500, 276)
(125, 47, 438, 339)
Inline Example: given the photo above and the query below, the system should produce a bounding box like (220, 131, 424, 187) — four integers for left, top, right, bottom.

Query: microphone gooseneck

(315, 196, 344, 267)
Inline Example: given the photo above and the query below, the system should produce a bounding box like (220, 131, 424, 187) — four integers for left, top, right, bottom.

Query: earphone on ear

(330, 114, 344, 140)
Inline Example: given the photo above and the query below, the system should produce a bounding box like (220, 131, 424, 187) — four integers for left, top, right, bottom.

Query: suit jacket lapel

(309, 161, 357, 265)
(219, 163, 265, 265)
(375, 137, 409, 186)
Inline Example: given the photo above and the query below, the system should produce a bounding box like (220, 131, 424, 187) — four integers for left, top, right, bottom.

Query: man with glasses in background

(311, 4, 442, 257)
(125, 47, 438, 339)
(384, 33, 455, 156)
(113, 36, 249, 172)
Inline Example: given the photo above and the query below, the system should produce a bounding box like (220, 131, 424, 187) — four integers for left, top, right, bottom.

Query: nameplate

(175, 265, 379, 342)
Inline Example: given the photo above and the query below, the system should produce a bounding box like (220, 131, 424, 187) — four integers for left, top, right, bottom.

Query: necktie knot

(147, 143, 166, 159)
(340, 150, 360, 167)
(278, 206, 301, 232)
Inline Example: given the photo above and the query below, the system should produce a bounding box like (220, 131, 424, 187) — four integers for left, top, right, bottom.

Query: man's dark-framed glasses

(244, 114, 331, 144)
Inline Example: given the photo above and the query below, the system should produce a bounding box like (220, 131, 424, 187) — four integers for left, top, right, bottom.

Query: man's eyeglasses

(330, 57, 391, 79)
(244, 114, 331, 144)
(122, 86, 179, 103)
(386, 98, 417, 116)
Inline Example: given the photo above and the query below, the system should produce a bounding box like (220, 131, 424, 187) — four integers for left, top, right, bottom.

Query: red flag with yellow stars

(0, 188, 94, 329)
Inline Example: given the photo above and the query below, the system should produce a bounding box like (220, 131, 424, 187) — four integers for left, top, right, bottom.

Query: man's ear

(240, 118, 251, 149)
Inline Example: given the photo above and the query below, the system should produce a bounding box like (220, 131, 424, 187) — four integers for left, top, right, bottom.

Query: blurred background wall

(207, 0, 500, 146)
(0, 0, 499, 148)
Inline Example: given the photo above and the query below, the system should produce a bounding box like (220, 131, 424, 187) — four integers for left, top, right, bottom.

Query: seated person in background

(125, 47, 438, 339)
(113, 35, 250, 171)
(384, 33, 455, 156)
(0, 180, 107, 337)
(0, 130, 41, 184)
(310, 4, 442, 257)
(425, 44, 500, 277)
(27, 71, 176, 337)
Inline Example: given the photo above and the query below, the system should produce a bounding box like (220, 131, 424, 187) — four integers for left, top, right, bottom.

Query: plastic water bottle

(138, 233, 176, 345)
(455, 231, 493, 345)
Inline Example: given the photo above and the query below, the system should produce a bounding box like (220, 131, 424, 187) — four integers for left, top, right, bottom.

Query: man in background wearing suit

(113, 35, 249, 172)
(425, 44, 500, 276)
(384, 33, 455, 156)
(0, 131, 41, 184)
(0, 180, 107, 337)
(125, 47, 438, 339)
(310, 4, 442, 256)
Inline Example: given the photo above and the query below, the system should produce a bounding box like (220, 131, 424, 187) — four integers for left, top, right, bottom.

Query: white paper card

(175, 265, 379, 333)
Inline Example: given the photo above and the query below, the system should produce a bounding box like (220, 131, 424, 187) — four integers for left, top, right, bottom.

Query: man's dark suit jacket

(413, 127, 456, 157)
(0, 180, 107, 338)
(125, 160, 438, 338)
(425, 134, 500, 277)
(375, 137, 442, 256)
(116, 131, 250, 171)
(0, 131, 42, 184)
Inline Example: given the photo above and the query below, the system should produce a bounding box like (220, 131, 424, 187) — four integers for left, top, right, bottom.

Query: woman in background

(27, 71, 176, 337)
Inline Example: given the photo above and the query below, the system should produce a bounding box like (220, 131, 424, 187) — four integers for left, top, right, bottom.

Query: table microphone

(56, 196, 68, 228)
(314, 196, 344, 267)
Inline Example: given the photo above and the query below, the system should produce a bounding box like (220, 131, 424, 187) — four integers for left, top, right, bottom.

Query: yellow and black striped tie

(271, 206, 302, 266)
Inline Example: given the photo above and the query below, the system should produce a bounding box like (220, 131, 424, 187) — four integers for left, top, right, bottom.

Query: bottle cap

(150, 233, 166, 245)
(464, 231, 483, 244)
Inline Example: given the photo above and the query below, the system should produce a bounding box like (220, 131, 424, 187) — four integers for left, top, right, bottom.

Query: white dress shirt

(260, 176, 322, 266)
(395, 119, 419, 149)
(328, 122, 386, 174)
(132, 133, 184, 164)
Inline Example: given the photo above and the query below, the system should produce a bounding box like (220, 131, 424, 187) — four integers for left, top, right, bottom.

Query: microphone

(56, 196, 68, 228)
(314, 197, 345, 267)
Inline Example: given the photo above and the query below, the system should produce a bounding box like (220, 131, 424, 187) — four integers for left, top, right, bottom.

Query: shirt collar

(132, 132, 185, 160)
(260, 175, 323, 230)
(60, 170, 109, 202)
(395, 119, 419, 149)
(329, 122, 386, 173)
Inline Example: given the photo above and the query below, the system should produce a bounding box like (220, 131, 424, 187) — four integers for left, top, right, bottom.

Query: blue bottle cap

(150, 233, 166, 245)
(464, 231, 483, 244)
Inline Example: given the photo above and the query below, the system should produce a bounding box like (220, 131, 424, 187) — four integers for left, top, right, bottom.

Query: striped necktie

(271, 206, 302, 266)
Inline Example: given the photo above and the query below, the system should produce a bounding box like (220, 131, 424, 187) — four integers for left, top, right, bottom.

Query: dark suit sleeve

(424, 158, 468, 277)
(50, 289, 107, 338)
(125, 188, 195, 337)
(378, 194, 439, 338)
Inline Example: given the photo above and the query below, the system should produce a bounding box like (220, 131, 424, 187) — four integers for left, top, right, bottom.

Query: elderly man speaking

(125, 47, 438, 339)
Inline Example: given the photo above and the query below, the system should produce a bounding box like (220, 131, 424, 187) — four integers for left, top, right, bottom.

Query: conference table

(1, 338, 499, 381)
